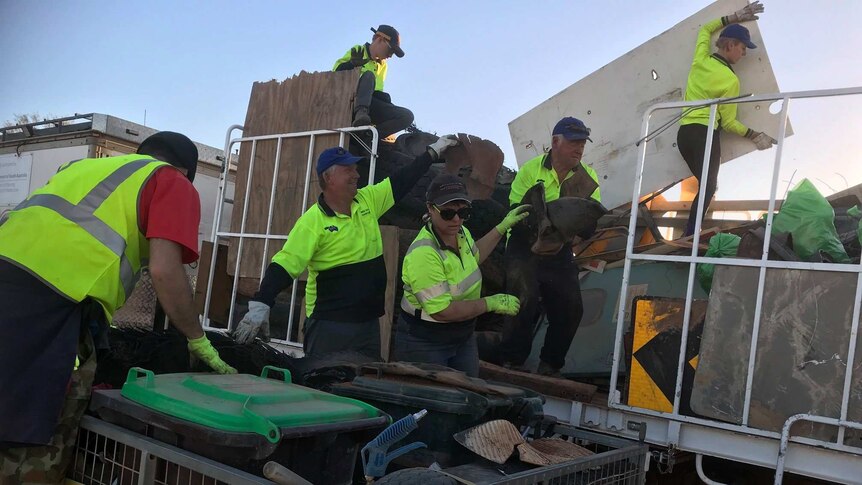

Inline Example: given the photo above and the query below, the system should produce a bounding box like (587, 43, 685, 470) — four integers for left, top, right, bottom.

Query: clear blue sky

(2, 0, 861, 201)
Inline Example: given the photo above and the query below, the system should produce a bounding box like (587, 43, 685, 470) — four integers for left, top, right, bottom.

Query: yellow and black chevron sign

(627, 297, 707, 415)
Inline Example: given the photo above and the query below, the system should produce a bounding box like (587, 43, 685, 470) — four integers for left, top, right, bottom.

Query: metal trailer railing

(69, 415, 274, 485)
(201, 126, 379, 348)
(607, 86, 862, 484)
(487, 425, 648, 485)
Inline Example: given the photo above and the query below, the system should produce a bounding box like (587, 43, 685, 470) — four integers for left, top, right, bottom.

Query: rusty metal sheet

(444, 133, 504, 200)
(518, 438, 594, 466)
(691, 266, 862, 446)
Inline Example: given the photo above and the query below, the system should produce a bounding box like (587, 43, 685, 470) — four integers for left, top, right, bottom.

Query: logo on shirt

(360, 208, 371, 216)
(324, 225, 339, 232)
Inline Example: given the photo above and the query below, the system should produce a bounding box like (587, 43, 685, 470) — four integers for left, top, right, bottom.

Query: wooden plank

(478, 361, 597, 402)
(649, 199, 784, 212)
(228, 70, 360, 277)
(195, 241, 269, 328)
(379, 226, 400, 362)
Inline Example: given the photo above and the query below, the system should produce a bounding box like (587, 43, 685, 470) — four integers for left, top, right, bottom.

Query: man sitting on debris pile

(0, 131, 235, 483)
(233, 136, 459, 359)
(499, 116, 601, 377)
(333, 24, 414, 140)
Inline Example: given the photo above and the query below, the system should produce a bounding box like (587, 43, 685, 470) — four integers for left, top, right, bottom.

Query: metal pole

(609, 105, 654, 406)
(260, 137, 284, 280)
(286, 135, 317, 345)
(836, 269, 862, 445)
(203, 125, 242, 329)
(671, 104, 718, 415)
(742, 97, 791, 426)
(227, 139, 258, 332)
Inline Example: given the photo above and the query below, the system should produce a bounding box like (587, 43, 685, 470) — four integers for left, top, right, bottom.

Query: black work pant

(499, 245, 584, 369)
(303, 316, 381, 360)
(355, 71, 414, 139)
(677, 123, 721, 237)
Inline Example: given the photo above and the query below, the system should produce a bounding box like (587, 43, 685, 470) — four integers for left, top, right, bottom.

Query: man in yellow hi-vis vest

(0, 131, 235, 483)
(333, 24, 414, 139)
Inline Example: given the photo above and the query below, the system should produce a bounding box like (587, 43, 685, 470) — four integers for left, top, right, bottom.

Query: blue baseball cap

(316, 146, 364, 175)
(552, 117, 592, 142)
(720, 24, 757, 49)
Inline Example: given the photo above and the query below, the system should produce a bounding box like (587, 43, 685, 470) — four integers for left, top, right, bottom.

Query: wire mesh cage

(68, 416, 272, 485)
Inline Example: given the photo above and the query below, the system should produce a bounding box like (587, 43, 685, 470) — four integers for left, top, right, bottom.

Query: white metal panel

(24, 145, 91, 194)
(508, 0, 789, 209)
(0, 153, 33, 207)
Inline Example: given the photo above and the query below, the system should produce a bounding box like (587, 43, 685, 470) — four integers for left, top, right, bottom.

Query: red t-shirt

(138, 167, 201, 264)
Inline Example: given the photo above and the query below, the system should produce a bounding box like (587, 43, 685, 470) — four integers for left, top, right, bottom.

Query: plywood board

(691, 266, 862, 446)
(508, 0, 790, 209)
(228, 70, 360, 278)
(379, 225, 400, 361)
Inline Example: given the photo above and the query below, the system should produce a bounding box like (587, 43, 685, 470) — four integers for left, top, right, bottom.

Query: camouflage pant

(0, 331, 96, 485)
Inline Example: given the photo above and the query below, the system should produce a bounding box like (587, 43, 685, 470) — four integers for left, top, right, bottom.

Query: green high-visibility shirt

(270, 179, 394, 320)
(509, 152, 601, 207)
(333, 43, 388, 91)
(680, 18, 751, 137)
(401, 224, 482, 321)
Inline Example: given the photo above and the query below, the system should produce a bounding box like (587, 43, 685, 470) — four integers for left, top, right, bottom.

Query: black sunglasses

(433, 205, 472, 221)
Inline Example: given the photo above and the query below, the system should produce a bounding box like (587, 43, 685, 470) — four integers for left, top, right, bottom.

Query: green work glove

(188, 335, 238, 374)
(483, 294, 521, 316)
(495, 205, 532, 234)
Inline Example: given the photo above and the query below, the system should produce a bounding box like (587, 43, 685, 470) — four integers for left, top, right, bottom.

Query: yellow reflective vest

(401, 224, 482, 322)
(0, 154, 170, 319)
(333, 43, 388, 91)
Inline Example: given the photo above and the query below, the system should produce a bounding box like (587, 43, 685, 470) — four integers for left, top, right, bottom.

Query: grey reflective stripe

(13, 158, 157, 298)
(470, 243, 478, 256)
(400, 296, 443, 323)
(451, 267, 482, 296)
(406, 238, 446, 260)
(413, 281, 450, 304)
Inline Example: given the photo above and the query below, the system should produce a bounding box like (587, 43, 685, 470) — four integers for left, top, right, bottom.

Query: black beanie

(137, 131, 199, 182)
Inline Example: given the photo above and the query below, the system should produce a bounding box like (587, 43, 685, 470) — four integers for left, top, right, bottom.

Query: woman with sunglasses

(396, 174, 530, 376)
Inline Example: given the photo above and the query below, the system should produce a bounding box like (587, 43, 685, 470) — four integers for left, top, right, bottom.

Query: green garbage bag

(849, 205, 862, 246)
(697, 233, 741, 292)
(771, 179, 850, 263)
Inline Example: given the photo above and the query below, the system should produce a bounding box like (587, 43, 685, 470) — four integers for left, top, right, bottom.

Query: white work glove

(728, 1, 764, 23)
(428, 135, 459, 159)
(749, 131, 776, 150)
(232, 300, 270, 344)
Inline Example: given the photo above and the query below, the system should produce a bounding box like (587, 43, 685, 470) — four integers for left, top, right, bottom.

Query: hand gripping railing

(202, 125, 379, 347)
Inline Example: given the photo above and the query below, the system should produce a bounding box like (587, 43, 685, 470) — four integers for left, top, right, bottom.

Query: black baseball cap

(426, 174, 470, 206)
(371, 25, 404, 58)
(137, 131, 199, 182)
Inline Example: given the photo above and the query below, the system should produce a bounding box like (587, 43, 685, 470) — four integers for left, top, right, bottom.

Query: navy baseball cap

(316, 147, 364, 175)
(426, 174, 470, 206)
(552, 117, 592, 142)
(720, 24, 757, 49)
(371, 25, 404, 58)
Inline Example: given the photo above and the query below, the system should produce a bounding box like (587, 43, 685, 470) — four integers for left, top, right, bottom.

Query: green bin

(90, 366, 389, 485)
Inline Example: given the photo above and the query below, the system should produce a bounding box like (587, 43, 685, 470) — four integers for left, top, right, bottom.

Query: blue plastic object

(361, 409, 428, 478)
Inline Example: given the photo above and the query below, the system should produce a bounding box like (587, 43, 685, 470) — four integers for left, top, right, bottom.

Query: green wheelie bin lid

(121, 366, 384, 444)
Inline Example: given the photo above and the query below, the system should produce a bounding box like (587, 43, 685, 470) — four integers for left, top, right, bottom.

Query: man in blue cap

(678, 1, 776, 236)
(233, 135, 458, 357)
(499, 116, 601, 377)
(333, 25, 414, 140)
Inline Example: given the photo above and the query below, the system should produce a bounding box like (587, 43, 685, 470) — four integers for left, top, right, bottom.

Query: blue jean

(394, 317, 479, 377)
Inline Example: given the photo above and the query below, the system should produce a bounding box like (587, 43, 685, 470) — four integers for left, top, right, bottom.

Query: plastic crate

(69, 415, 273, 485)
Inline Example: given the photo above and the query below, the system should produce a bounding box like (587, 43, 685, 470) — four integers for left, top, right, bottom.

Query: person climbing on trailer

(0, 131, 236, 483)
(397, 174, 529, 376)
(232, 136, 459, 359)
(677, 1, 776, 236)
(334, 24, 414, 140)
(499, 116, 601, 377)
